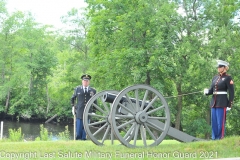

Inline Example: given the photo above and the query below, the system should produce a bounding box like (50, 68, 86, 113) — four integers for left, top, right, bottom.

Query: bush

(8, 128, 24, 142)
(57, 125, 70, 140)
(38, 124, 52, 141)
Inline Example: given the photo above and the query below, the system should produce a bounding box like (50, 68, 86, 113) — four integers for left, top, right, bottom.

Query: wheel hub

(135, 111, 148, 123)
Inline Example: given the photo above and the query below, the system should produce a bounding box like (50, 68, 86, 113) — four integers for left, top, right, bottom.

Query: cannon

(83, 84, 202, 148)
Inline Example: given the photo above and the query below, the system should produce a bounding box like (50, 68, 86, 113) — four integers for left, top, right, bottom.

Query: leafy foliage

(8, 128, 24, 142)
(57, 125, 70, 140)
(36, 124, 52, 141)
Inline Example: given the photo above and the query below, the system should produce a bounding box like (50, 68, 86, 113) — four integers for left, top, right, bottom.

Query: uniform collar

(82, 85, 89, 88)
(219, 72, 227, 76)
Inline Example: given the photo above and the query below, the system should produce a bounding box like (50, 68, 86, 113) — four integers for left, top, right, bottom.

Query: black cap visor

(217, 65, 225, 68)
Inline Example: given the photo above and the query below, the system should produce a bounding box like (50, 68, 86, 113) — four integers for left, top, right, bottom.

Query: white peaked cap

(216, 60, 229, 66)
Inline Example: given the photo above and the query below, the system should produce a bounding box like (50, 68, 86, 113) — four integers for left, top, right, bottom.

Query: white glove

(203, 88, 209, 95)
(226, 107, 231, 111)
(72, 106, 75, 115)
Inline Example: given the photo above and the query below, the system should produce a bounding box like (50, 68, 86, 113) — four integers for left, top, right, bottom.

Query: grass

(0, 136, 240, 160)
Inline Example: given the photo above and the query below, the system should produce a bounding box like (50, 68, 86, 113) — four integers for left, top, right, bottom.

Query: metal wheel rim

(110, 84, 170, 148)
(83, 90, 118, 145)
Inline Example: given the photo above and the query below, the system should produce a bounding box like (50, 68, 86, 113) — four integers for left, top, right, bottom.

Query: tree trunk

(46, 84, 50, 114)
(5, 90, 10, 114)
(145, 71, 151, 85)
(5, 56, 12, 115)
(175, 82, 182, 130)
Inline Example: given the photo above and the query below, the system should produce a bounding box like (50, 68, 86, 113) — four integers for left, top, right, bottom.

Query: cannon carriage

(83, 84, 202, 148)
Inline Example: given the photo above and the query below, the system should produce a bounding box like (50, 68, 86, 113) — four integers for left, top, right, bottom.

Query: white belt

(213, 91, 227, 94)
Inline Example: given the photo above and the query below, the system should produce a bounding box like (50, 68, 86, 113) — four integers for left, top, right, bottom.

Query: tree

(86, 0, 177, 90)
(85, 0, 240, 137)
(0, 10, 57, 120)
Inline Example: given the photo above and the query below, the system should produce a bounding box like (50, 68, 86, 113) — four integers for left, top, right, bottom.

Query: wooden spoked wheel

(83, 90, 118, 145)
(110, 84, 170, 148)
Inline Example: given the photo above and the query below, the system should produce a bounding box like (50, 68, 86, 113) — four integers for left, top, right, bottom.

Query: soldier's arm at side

(227, 76, 234, 108)
(71, 87, 77, 106)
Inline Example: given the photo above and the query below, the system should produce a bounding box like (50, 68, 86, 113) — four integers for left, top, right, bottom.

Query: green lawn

(0, 136, 240, 160)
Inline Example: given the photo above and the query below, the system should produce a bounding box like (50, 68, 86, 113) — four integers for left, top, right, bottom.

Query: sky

(6, 0, 87, 29)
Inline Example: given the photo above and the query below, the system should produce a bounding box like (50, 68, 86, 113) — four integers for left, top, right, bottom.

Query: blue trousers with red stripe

(211, 107, 226, 140)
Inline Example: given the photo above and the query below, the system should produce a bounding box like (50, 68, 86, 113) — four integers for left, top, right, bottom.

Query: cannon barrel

(103, 92, 123, 103)
(103, 92, 149, 107)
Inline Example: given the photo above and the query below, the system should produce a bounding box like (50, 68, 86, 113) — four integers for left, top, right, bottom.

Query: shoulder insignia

(90, 91, 95, 96)
(230, 80, 234, 84)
